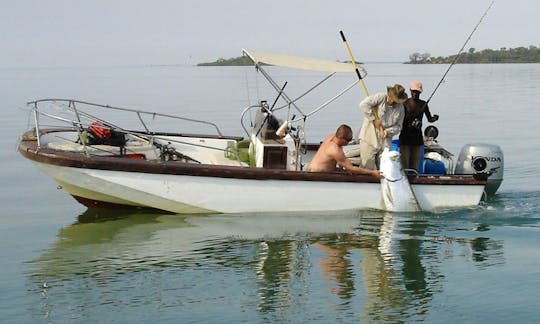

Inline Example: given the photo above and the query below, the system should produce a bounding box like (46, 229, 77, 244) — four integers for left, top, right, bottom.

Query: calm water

(1, 63, 540, 323)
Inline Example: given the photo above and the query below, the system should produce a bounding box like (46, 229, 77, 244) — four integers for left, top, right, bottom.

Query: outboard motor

(455, 143, 504, 195)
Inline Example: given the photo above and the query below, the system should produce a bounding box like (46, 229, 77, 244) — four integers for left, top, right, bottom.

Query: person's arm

(424, 102, 439, 122)
(360, 93, 387, 136)
(333, 146, 382, 178)
(359, 93, 385, 120)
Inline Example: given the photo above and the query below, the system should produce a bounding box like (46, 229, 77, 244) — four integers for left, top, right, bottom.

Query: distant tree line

(199, 45, 540, 66)
(407, 45, 540, 64)
(197, 56, 253, 66)
(197, 57, 361, 66)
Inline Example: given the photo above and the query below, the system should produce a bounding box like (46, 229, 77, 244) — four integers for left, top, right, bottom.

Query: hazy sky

(1, 0, 537, 67)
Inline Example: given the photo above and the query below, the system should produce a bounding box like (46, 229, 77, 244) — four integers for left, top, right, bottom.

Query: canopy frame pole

(243, 50, 305, 117)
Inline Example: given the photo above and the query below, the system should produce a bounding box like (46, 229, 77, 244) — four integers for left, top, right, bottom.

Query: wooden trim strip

(18, 132, 486, 186)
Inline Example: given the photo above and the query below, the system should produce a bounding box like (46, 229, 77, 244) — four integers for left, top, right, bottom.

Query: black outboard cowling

(455, 143, 504, 195)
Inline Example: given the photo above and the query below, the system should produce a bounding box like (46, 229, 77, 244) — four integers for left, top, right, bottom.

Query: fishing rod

(340, 30, 369, 97)
(255, 82, 287, 137)
(424, 1, 495, 105)
(340, 30, 384, 133)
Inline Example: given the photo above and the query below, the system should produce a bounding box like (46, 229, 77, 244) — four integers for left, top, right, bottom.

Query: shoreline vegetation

(407, 45, 540, 64)
(197, 56, 253, 66)
(197, 46, 540, 66)
(196, 56, 361, 66)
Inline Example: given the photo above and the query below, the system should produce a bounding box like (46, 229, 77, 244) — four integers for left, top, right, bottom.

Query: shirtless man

(306, 124, 382, 178)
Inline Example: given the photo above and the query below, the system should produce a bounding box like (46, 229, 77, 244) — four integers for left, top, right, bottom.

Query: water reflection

(29, 208, 507, 322)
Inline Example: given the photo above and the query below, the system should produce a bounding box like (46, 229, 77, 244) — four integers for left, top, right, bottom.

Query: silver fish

(379, 148, 421, 212)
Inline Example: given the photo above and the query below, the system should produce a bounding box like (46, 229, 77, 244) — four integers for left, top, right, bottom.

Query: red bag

(88, 121, 111, 140)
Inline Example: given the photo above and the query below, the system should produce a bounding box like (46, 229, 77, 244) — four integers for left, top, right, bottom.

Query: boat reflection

(30, 208, 505, 321)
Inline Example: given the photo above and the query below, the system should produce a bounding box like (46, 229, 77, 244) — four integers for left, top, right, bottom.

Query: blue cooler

(423, 159, 446, 175)
(390, 139, 424, 173)
(390, 139, 400, 152)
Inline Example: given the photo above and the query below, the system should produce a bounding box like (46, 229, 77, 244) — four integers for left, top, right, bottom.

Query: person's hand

(379, 129, 387, 139)
(372, 170, 383, 179)
(373, 119, 382, 129)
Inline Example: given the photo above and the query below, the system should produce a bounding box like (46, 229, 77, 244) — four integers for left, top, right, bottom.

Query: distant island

(197, 56, 253, 66)
(197, 56, 362, 66)
(198, 45, 540, 66)
(407, 45, 540, 64)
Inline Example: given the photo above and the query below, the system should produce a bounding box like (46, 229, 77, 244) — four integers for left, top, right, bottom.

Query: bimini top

(242, 48, 361, 73)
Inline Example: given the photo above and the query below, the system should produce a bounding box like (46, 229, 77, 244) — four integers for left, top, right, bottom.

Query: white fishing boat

(18, 49, 503, 214)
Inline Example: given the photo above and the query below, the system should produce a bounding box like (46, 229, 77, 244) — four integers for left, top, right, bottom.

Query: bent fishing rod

(424, 1, 494, 105)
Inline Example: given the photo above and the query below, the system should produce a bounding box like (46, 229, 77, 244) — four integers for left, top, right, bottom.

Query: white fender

(379, 148, 421, 212)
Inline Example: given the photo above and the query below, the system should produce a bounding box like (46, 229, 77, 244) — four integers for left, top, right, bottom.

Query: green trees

(408, 52, 432, 64)
(197, 56, 252, 66)
(407, 45, 540, 63)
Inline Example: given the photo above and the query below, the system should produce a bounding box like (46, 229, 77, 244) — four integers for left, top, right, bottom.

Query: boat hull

(33, 162, 384, 213)
(20, 131, 487, 214)
(30, 160, 486, 213)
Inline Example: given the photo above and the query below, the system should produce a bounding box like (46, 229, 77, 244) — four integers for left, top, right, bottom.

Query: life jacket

(88, 121, 111, 140)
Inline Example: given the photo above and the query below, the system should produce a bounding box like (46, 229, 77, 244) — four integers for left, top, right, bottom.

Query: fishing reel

(411, 118, 423, 130)
(155, 141, 200, 163)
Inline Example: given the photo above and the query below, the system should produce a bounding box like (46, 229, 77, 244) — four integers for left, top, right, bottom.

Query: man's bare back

(306, 125, 382, 178)
(307, 134, 344, 172)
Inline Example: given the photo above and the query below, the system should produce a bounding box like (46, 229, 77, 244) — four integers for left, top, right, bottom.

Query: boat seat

(207, 151, 248, 166)
(343, 144, 362, 166)
(343, 144, 361, 158)
(347, 156, 363, 166)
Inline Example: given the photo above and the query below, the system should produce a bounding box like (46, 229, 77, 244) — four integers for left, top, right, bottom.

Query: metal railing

(26, 99, 247, 164)
(28, 99, 224, 136)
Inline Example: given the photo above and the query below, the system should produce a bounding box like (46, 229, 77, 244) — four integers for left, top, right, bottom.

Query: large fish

(379, 148, 421, 212)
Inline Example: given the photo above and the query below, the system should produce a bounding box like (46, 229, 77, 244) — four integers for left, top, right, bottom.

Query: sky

(1, 0, 538, 67)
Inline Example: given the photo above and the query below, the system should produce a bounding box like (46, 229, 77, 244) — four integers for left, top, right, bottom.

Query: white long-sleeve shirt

(358, 92, 405, 149)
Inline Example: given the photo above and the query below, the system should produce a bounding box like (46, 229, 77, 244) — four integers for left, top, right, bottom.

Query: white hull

(412, 184, 484, 210)
(35, 162, 484, 213)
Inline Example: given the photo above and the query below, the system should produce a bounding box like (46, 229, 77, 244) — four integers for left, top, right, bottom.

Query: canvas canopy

(242, 49, 362, 73)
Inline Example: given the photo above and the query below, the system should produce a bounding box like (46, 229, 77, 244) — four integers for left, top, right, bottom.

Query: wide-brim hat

(387, 84, 408, 104)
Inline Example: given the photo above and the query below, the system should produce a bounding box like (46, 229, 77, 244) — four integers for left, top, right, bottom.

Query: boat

(17, 49, 503, 214)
